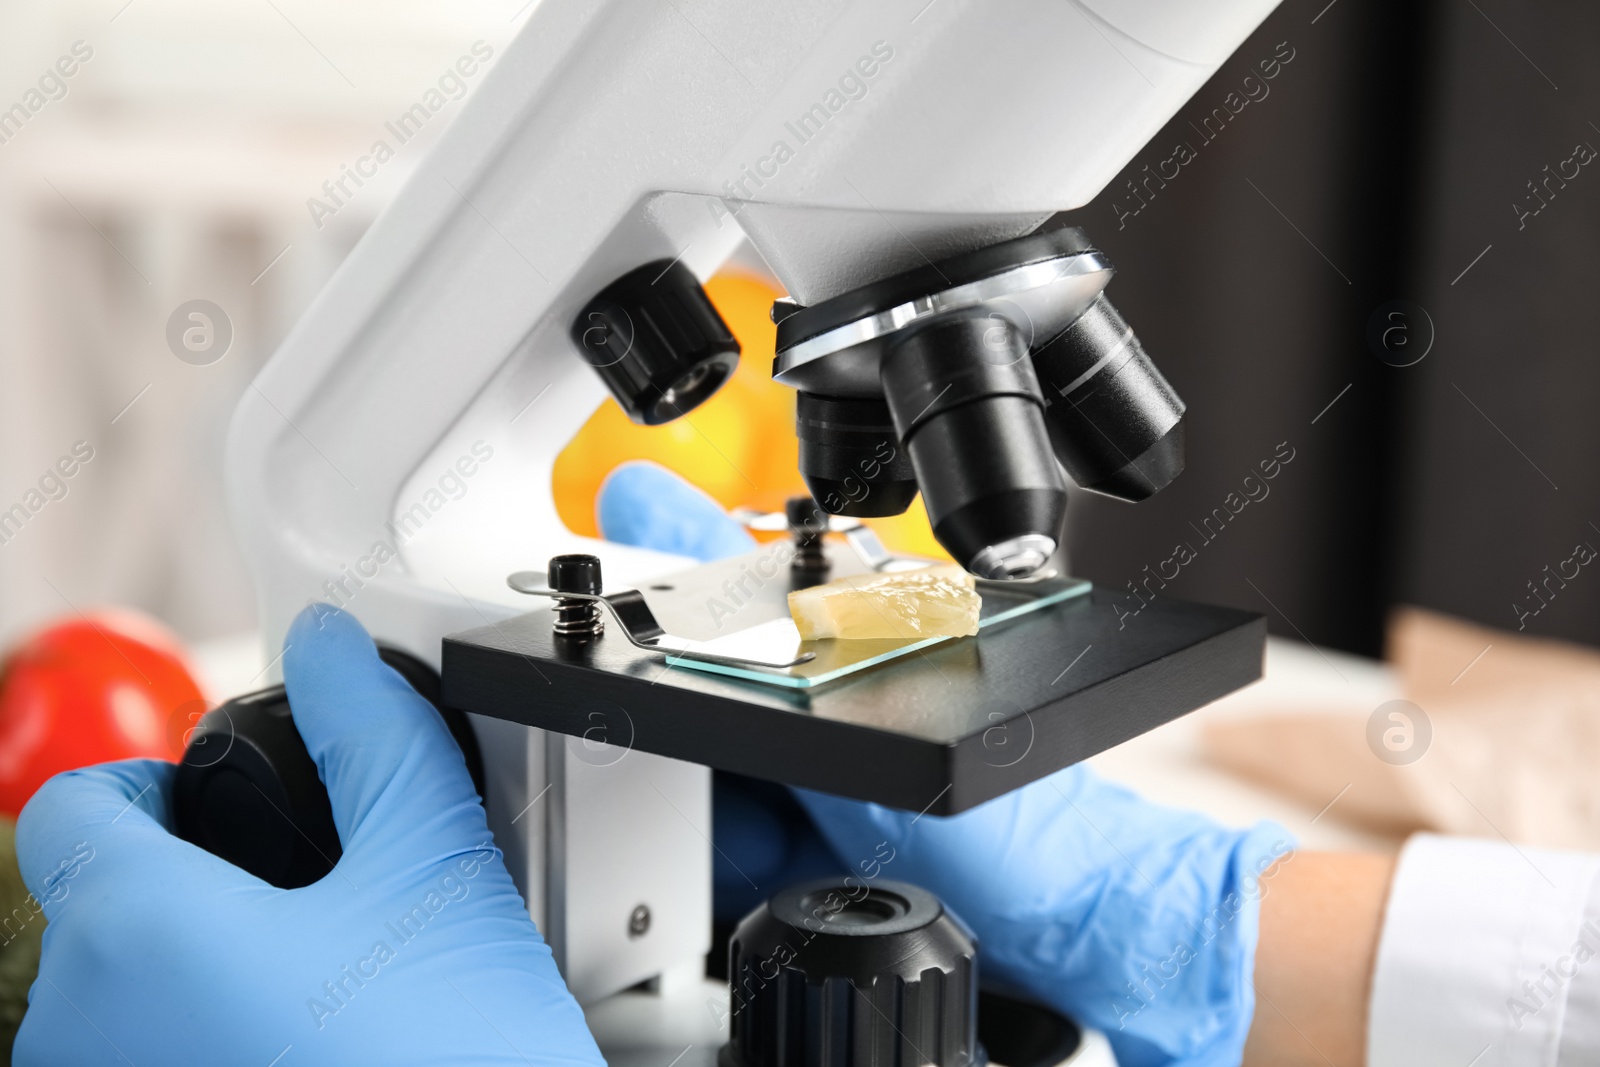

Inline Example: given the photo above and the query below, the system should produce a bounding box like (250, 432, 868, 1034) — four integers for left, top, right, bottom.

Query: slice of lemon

(787, 564, 981, 641)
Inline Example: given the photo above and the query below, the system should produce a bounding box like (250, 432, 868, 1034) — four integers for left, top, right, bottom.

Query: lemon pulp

(787, 564, 981, 641)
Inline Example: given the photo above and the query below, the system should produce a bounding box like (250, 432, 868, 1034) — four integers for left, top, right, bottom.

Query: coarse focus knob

(174, 685, 339, 890)
(571, 259, 740, 426)
(722, 879, 984, 1067)
(173, 647, 483, 890)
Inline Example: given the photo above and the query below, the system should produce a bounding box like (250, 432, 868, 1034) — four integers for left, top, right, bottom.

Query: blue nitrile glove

(599, 464, 1294, 1067)
(709, 773, 845, 924)
(795, 781, 1291, 1067)
(598, 461, 757, 562)
(13, 606, 604, 1067)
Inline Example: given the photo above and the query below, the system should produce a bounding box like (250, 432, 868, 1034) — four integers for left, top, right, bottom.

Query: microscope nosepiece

(770, 227, 1184, 575)
(1031, 295, 1186, 502)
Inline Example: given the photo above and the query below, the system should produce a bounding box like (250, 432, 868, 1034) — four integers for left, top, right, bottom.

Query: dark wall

(1062, 0, 1599, 656)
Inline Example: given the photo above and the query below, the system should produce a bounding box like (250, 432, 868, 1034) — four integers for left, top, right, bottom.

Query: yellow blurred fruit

(552, 269, 948, 562)
(860, 506, 946, 562)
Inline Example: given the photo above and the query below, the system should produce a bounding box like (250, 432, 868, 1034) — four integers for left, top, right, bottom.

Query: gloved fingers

(791, 767, 1098, 891)
(796, 761, 1170, 842)
(790, 787, 899, 843)
(15, 759, 206, 909)
(598, 460, 756, 562)
(10, 982, 130, 1067)
(282, 605, 486, 862)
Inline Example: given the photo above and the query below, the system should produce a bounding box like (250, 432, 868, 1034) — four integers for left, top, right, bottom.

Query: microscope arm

(226, 0, 1280, 658)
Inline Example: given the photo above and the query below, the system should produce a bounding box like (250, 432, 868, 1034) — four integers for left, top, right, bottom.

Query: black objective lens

(881, 311, 1067, 579)
(795, 393, 919, 517)
(1031, 295, 1185, 502)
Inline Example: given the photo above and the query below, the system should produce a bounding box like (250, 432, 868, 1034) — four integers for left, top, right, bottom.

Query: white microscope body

(226, 1, 1281, 1061)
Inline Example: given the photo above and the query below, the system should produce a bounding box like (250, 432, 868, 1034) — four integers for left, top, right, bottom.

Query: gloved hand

(598, 461, 757, 562)
(796, 778, 1290, 1067)
(599, 461, 1294, 1067)
(13, 606, 604, 1067)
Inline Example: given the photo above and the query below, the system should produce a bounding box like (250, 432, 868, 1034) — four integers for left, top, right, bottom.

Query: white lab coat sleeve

(1368, 833, 1600, 1067)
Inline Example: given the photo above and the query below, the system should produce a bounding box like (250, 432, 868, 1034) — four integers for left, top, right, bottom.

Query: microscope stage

(441, 547, 1264, 815)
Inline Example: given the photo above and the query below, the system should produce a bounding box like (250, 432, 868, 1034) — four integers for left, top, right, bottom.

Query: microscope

(177, 2, 1283, 1064)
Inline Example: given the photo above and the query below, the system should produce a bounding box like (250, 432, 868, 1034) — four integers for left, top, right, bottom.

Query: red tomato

(0, 610, 205, 816)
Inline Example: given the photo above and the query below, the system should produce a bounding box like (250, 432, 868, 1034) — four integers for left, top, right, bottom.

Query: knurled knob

(722, 879, 985, 1067)
(571, 259, 740, 426)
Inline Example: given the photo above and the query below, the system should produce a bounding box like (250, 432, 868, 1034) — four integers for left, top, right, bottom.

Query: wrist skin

(1243, 852, 1398, 1067)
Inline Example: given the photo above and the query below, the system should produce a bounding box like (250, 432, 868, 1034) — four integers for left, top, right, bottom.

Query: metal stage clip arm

(506, 572, 816, 672)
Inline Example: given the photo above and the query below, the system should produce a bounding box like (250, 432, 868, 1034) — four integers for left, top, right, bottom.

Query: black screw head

(786, 496, 827, 536)
(628, 903, 651, 938)
(548, 554, 603, 597)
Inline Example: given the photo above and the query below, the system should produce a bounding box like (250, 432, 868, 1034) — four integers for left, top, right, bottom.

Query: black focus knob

(173, 647, 483, 890)
(174, 686, 337, 889)
(722, 879, 984, 1067)
(572, 259, 740, 426)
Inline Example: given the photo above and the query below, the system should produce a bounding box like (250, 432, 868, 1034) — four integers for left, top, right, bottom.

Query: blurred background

(0, 0, 1596, 1051)
(0, 0, 528, 646)
(1060, 0, 1600, 659)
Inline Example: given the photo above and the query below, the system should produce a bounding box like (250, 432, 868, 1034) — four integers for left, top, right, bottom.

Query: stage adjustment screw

(548, 554, 604, 637)
(786, 496, 830, 574)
